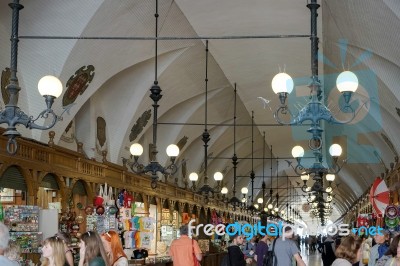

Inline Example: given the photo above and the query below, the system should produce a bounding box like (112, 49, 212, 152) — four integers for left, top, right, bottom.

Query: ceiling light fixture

(2, 0, 64, 155)
(245, 111, 258, 214)
(189, 40, 223, 202)
(271, 0, 358, 225)
(271, 0, 356, 177)
(258, 132, 268, 218)
(229, 84, 241, 209)
(128, 0, 179, 189)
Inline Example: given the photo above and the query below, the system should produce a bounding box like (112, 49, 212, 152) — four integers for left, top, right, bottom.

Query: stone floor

(300, 246, 323, 266)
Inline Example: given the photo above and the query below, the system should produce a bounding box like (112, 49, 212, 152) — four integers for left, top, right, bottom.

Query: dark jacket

(227, 245, 246, 266)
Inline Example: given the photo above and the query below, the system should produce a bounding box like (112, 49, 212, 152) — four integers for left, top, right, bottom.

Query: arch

(199, 207, 207, 223)
(149, 196, 157, 205)
(174, 201, 179, 212)
(192, 205, 198, 216)
(206, 208, 211, 223)
(183, 202, 190, 213)
(0, 165, 27, 191)
(40, 173, 60, 190)
(135, 192, 144, 203)
(162, 199, 169, 209)
(72, 180, 89, 196)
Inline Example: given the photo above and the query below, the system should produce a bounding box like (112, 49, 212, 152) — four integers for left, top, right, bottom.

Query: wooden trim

(0, 133, 250, 219)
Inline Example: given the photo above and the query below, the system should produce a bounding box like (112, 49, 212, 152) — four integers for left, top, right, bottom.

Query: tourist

(332, 235, 362, 266)
(101, 231, 128, 266)
(0, 222, 19, 266)
(169, 225, 202, 266)
(79, 231, 110, 266)
(41, 236, 66, 266)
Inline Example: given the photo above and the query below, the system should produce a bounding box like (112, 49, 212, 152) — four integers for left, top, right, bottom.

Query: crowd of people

(216, 226, 400, 266)
(2, 220, 400, 266)
(0, 221, 129, 266)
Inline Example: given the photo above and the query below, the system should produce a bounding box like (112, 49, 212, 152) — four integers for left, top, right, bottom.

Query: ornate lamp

(189, 172, 199, 190)
(271, 0, 357, 206)
(189, 41, 223, 202)
(127, 0, 179, 188)
(2, 0, 64, 155)
(221, 187, 228, 198)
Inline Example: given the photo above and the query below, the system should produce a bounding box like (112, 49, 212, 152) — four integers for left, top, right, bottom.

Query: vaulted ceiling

(1, 0, 399, 232)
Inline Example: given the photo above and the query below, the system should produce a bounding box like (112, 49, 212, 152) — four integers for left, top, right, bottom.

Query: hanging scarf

(378, 243, 389, 259)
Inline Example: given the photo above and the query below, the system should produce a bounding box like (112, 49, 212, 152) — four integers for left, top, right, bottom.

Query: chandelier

(127, 0, 179, 189)
(187, 40, 223, 202)
(240, 111, 261, 214)
(271, 0, 358, 194)
(1, 0, 64, 155)
(228, 84, 242, 209)
(269, 0, 359, 225)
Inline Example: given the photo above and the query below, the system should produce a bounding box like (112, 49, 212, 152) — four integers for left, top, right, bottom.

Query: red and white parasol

(370, 178, 390, 215)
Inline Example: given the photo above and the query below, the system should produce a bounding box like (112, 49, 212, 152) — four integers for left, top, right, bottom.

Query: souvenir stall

(3, 205, 41, 265)
(89, 183, 119, 233)
(208, 210, 225, 252)
(117, 192, 157, 264)
(159, 201, 179, 248)
(59, 180, 90, 249)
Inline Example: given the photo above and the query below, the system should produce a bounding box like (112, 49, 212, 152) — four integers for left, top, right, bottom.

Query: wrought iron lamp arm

(126, 158, 145, 174)
(274, 98, 356, 126)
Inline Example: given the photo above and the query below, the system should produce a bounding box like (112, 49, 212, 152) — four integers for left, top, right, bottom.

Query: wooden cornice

(0, 130, 252, 220)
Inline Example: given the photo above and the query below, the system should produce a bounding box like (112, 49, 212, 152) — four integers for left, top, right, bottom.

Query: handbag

(220, 247, 231, 266)
(263, 238, 277, 266)
(192, 239, 200, 266)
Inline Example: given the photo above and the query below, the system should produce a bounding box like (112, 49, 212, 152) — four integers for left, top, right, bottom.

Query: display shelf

(4, 205, 42, 254)
(9, 231, 43, 253)
(4, 205, 40, 232)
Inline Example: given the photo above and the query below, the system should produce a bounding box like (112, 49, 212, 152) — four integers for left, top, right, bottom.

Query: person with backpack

(243, 236, 257, 263)
(322, 235, 336, 266)
(273, 226, 306, 266)
(254, 234, 269, 266)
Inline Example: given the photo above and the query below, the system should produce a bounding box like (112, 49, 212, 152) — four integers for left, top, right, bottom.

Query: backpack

(220, 254, 230, 266)
(263, 238, 277, 266)
(220, 247, 231, 266)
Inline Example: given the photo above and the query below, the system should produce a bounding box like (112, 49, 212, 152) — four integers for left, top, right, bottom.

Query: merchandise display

(4, 205, 42, 253)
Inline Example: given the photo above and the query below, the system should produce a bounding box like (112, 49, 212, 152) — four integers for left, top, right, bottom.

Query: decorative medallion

(97, 117, 106, 148)
(180, 158, 187, 178)
(381, 133, 398, 157)
(1, 67, 11, 105)
(176, 136, 188, 151)
(60, 120, 75, 143)
(129, 109, 151, 142)
(63, 65, 95, 107)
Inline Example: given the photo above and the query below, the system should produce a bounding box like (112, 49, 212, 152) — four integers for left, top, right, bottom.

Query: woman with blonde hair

(101, 231, 128, 266)
(55, 232, 74, 266)
(41, 236, 66, 266)
(332, 235, 363, 266)
(78, 231, 110, 266)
